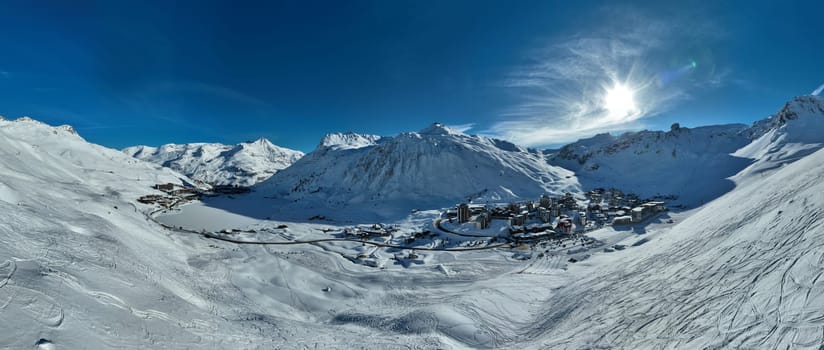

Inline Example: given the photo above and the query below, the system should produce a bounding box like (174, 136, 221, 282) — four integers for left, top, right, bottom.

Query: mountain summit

(418, 122, 460, 136)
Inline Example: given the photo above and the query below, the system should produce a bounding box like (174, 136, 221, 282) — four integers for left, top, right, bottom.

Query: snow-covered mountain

(546, 95, 824, 206)
(733, 95, 824, 183)
(0, 117, 435, 348)
(255, 123, 579, 214)
(4, 95, 824, 349)
(546, 123, 752, 206)
(124, 138, 303, 186)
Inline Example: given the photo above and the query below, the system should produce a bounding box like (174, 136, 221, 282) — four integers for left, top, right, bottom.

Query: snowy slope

(0, 118, 239, 348)
(0, 117, 572, 350)
(514, 146, 824, 349)
(4, 96, 824, 349)
(124, 138, 303, 186)
(0, 118, 463, 349)
(254, 123, 579, 216)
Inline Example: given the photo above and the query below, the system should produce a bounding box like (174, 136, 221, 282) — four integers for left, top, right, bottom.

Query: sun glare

(604, 83, 637, 119)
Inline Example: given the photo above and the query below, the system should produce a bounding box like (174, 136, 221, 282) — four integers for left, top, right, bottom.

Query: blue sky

(0, 0, 821, 151)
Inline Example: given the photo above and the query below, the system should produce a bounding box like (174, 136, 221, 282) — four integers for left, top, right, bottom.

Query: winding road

(199, 231, 511, 251)
(433, 218, 506, 238)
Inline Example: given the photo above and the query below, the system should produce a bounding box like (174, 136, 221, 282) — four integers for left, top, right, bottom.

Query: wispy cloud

(113, 80, 279, 141)
(446, 123, 475, 133)
(151, 81, 274, 110)
(75, 124, 140, 131)
(812, 83, 824, 96)
(488, 6, 727, 146)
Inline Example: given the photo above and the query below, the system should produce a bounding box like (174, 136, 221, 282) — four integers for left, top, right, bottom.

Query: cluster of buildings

(631, 201, 666, 223)
(343, 223, 399, 239)
(444, 189, 669, 241)
(138, 183, 254, 209)
(154, 183, 201, 197)
(447, 194, 580, 241)
(584, 188, 666, 225)
(457, 203, 491, 229)
(138, 183, 201, 208)
(497, 194, 583, 236)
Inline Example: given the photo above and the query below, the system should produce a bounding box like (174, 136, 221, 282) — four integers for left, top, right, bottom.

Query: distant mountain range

(544, 95, 824, 205)
(123, 138, 304, 186)
(120, 95, 824, 214)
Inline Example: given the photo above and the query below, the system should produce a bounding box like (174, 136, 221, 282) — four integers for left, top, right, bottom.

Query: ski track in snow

(0, 260, 15, 289)
(512, 152, 824, 349)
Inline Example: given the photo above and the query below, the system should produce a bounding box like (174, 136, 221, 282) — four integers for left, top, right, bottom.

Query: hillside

(518, 145, 824, 349)
(253, 123, 579, 218)
(124, 138, 303, 186)
(0, 117, 438, 348)
(0, 118, 237, 348)
(3, 96, 824, 349)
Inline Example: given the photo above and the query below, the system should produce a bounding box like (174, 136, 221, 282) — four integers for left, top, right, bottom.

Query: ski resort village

(144, 179, 671, 270)
(4, 94, 824, 349)
(442, 191, 668, 238)
(3, 3, 824, 349)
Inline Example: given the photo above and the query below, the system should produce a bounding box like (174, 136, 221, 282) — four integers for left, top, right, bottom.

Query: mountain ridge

(543, 95, 824, 205)
(124, 138, 304, 186)
(252, 122, 579, 218)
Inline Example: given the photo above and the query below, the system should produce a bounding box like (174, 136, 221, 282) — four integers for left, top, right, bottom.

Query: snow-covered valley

(3, 95, 824, 349)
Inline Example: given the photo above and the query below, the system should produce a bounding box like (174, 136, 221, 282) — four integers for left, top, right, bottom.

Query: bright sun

(604, 83, 637, 119)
